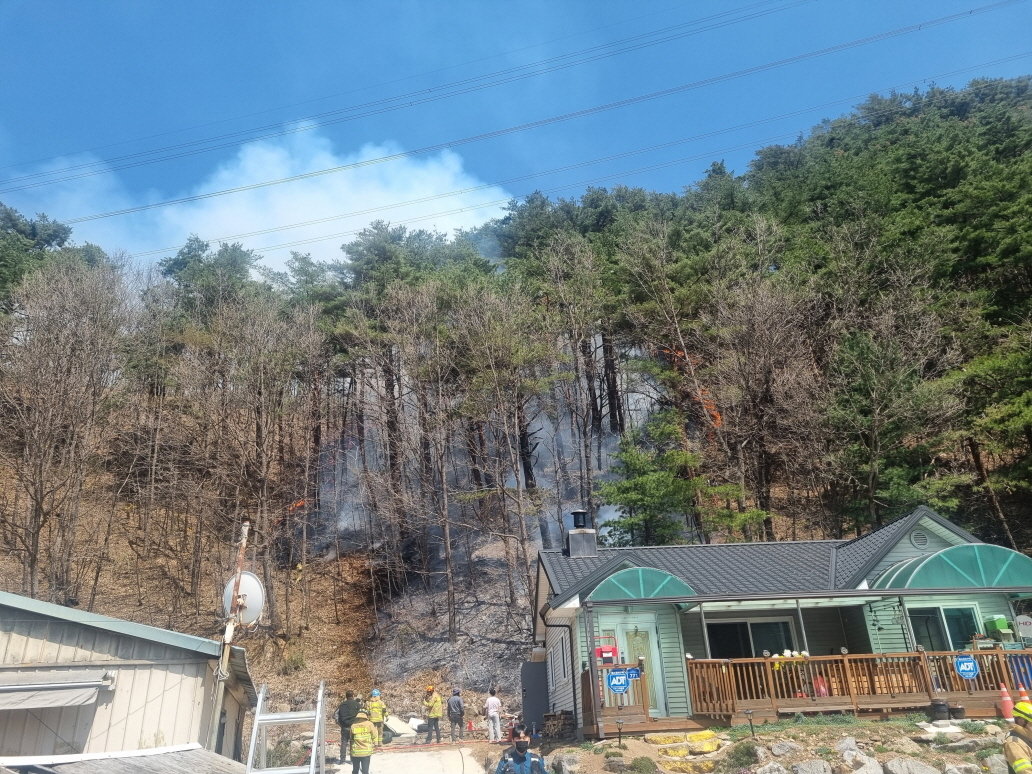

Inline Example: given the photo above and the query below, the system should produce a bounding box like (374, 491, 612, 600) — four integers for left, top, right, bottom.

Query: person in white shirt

(484, 688, 503, 742)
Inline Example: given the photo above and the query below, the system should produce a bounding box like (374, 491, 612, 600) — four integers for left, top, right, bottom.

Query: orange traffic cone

(1020, 684, 1031, 704)
(1000, 683, 1015, 722)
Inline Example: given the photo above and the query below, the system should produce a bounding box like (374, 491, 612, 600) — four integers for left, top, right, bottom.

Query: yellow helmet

(1015, 701, 1032, 722)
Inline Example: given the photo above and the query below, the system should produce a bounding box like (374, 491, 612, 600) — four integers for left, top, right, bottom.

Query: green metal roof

(587, 567, 696, 601)
(872, 544, 1032, 589)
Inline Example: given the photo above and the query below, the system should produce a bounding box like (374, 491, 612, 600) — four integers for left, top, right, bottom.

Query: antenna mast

(208, 520, 251, 752)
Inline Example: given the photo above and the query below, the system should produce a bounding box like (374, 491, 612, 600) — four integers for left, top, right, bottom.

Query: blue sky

(1, 0, 1029, 270)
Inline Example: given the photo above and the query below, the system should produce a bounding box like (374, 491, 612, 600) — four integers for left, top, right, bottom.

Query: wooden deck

(575, 650, 1032, 736)
(685, 649, 1032, 723)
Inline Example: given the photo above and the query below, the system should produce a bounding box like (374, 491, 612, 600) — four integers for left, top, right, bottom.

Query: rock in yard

(886, 739, 922, 755)
(772, 741, 804, 756)
(658, 745, 694, 759)
(756, 747, 771, 762)
(792, 761, 833, 774)
(984, 754, 1009, 774)
(687, 737, 721, 755)
(933, 740, 978, 753)
(843, 751, 881, 774)
(647, 733, 688, 745)
(943, 766, 981, 774)
(756, 763, 789, 774)
(983, 724, 1003, 735)
(605, 757, 628, 773)
(835, 738, 859, 753)
(660, 759, 717, 774)
(841, 749, 870, 768)
(882, 758, 941, 774)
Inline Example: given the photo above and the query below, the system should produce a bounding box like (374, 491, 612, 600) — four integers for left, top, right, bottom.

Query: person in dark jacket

(447, 688, 465, 742)
(495, 725, 545, 774)
(336, 690, 363, 763)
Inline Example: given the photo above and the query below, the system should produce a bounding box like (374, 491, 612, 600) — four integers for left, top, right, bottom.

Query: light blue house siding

(864, 592, 1014, 652)
(679, 607, 853, 659)
(572, 604, 691, 717)
(862, 520, 963, 586)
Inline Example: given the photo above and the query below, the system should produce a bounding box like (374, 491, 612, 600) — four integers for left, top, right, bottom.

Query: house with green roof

(532, 506, 1032, 736)
(0, 590, 256, 761)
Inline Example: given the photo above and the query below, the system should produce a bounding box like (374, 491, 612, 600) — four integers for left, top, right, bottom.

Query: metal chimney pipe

(571, 509, 588, 530)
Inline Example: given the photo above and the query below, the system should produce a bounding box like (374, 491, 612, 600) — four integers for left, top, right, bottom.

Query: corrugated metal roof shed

(0, 744, 244, 773)
(0, 591, 256, 705)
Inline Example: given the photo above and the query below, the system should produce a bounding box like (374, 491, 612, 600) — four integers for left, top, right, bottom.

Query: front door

(599, 613, 667, 717)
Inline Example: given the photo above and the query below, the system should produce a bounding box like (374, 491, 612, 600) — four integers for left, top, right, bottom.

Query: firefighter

(422, 684, 443, 744)
(366, 689, 389, 746)
(1006, 701, 1032, 774)
(335, 690, 363, 763)
(349, 710, 376, 774)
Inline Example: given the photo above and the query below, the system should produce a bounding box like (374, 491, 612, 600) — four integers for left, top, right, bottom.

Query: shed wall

(0, 607, 228, 756)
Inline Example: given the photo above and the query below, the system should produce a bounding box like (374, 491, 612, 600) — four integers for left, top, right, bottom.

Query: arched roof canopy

(872, 544, 1032, 589)
(587, 567, 696, 601)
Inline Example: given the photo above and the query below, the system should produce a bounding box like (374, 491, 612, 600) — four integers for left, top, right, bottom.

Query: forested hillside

(0, 78, 1029, 668)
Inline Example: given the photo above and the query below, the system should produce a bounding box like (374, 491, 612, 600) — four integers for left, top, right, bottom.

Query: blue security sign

(955, 655, 980, 680)
(606, 669, 630, 694)
(627, 667, 641, 680)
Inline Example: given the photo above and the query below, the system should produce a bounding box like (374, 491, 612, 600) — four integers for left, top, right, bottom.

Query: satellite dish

(222, 571, 265, 625)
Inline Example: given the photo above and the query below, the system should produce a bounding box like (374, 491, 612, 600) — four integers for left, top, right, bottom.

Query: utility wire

(54, 0, 1023, 225)
(0, 0, 709, 172)
(124, 52, 1032, 260)
(0, 0, 798, 188)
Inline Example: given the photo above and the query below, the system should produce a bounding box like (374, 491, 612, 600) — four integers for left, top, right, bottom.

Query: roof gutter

(547, 586, 1032, 610)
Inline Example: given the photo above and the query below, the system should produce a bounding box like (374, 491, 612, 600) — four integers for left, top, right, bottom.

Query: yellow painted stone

(686, 731, 717, 742)
(646, 734, 688, 746)
(660, 745, 692, 759)
(661, 759, 718, 774)
(686, 738, 721, 755)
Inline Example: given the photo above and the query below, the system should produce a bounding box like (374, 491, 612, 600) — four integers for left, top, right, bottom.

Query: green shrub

(957, 720, 985, 734)
(605, 750, 624, 759)
(721, 742, 759, 771)
(279, 651, 306, 676)
(629, 757, 658, 773)
(932, 733, 951, 745)
(976, 745, 1003, 760)
(874, 745, 889, 754)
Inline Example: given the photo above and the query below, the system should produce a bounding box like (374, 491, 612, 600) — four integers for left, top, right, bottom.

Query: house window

(908, 605, 981, 650)
(707, 619, 795, 658)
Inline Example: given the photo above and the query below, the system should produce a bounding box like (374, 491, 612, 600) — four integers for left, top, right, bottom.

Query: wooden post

(842, 654, 859, 713)
(763, 656, 780, 716)
(638, 661, 652, 721)
(918, 648, 935, 699)
(995, 650, 1009, 697)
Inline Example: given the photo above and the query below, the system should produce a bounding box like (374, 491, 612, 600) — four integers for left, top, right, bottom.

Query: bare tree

(0, 257, 132, 600)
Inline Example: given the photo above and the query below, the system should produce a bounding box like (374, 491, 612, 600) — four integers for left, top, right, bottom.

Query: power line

(130, 52, 1032, 260)
(0, 0, 798, 189)
(0, 0, 704, 172)
(54, 1, 1023, 225)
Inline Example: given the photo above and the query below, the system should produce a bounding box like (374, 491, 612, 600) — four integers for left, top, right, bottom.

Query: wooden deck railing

(685, 649, 1032, 719)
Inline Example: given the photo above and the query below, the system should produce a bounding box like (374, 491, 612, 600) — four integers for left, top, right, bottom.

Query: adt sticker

(606, 669, 629, 694)
(626, 667, 641, 680)
(955, 655, 980, 680)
